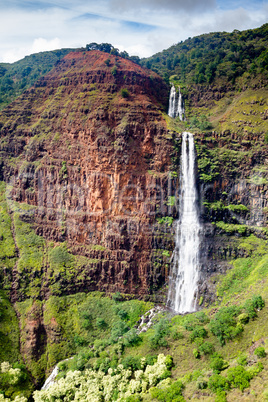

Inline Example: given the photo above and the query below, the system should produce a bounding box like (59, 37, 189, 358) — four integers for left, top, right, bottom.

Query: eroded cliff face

(0, 50, 178, 302)
(193, 127, 268, 304)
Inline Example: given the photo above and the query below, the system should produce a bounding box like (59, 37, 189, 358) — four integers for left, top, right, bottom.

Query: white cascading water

(168, 85, 185, 121)
(168, 85, 177, 118)
(177, 88, 185, 121)
(167, 132, 200, 313)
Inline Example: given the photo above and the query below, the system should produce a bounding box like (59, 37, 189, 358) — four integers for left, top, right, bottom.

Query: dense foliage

(141, 24, 268, 87)
(86, 43, 140, 64)
(33, 354, 172, 402)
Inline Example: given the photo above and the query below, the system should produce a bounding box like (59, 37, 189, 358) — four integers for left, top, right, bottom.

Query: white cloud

(0, 1, 267, 63)
(109, 0, 216, 13)
(31, 37, 61, 53)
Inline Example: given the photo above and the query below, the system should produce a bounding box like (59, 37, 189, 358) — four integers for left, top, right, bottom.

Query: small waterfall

(167, 132, 200, 314)
(177, 89, 185, 121)
(168, 85, 185, 121)
(168, 85, 177, 118)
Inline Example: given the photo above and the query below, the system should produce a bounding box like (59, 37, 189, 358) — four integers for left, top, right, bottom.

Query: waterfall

(168, 85, 177, 118)
(168, 85, 185, 121)
(177, 89, 185, 121)
(167, 132, 200, 314)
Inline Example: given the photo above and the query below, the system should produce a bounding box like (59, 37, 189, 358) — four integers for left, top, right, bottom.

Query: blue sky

(0, 0, 267, 62)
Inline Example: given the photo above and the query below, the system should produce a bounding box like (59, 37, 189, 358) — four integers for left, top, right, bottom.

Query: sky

(0, 0, 267, 63)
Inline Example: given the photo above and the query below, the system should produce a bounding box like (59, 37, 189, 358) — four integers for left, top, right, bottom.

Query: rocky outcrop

(0, 50, 178, 301)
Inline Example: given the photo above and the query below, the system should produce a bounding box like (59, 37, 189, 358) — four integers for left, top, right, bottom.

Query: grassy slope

(187, 87, 268, 137)
(0, 178, 268, 400)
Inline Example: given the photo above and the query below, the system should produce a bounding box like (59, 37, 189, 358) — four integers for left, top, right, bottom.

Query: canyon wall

(0, 50, 179, 302)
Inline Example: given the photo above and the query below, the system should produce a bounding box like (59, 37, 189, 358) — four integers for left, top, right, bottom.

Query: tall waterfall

(167, 132, 200, 313)
(168, 85, 185, 121)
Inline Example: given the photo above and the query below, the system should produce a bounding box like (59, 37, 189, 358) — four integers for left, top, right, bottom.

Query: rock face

(1, 49, 267, 308)
(0, 50, 178, 301)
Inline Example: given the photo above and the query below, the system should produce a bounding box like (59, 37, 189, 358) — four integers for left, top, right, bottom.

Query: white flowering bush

(7, 368, 22, 385)
(33, 354, 172, 401)
(0, 361, 25, 385)
(144, 354, 167, 386)
(0, 395, 28, 402)
(1, 362, 11, 373)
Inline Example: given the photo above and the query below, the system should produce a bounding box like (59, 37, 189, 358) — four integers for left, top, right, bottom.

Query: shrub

(226, 365, 252, 391)
(160, 369, 172, 380)
(111, 66, 117, 76)
(237, 313, 249, 324)
(121, 356, 141, 371)
(197, 378, 207, 390)
(199, 341, 215, 356)
(193, 349, 201, 359)
(244, 295, 265, 319)
(150, 380, 185, 401)
(93, 357, 111, 373)
(244, 299, 257, 319)
(145, 355, 157, 366)
(122, 328, 141, 347)
(125, 396, 142, 402)
(236, 354, 247, 366)
(254, 346, 266, 358)
(96, 318, 107, 329)
(59, 161, 68, 180)
(189, 326, 207, 342)
(208, 374, 230, 393)
(73, 334, 86, 346)
(112, 291, 123, 302)
(252, 295, 265, 310)
(116, 308, 129, 320)
(165, 355, 174, 370)
(215, 391, 228, 402)
(121, 88, 130, 98)
(247, 362, 263, 377)
(189, 114, 212, 131)
(183, 312, 210, 331)
(171, 330, 184, 340)
(149, 318, 171, 349)
(210, 354, 228, 373)
(81, 311, 93, 329)
(209, 306, 242, 346)
(109, 320, 129, 343)
(93, 338, 108, 352)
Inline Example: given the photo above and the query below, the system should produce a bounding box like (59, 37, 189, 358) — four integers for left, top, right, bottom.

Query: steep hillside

(0, 30, 267, 401)
(142, 24, 268, 89)
(0, 48, 74, 111)
(0, 49, 176, 303)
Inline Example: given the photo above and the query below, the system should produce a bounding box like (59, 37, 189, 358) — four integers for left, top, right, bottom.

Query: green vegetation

(215, 235, 268, 303)
(150, 379, 185, 401)
(86, 42, 140, 65)
(15, 292, 153, 384)
(141, 24, 268, 88)
(0, 24, 267, 402)
(189, 114, 212, 131)
(0, 49, 73, 110)
(0, 292, 21, 364)
(121, 88, 130, 98)
(157, 217, 174, 226)
(0, 183, 17, 291)
(0, 361, 32, 400)
(33, 354, 173, 401)
(254, 346, 266, 358)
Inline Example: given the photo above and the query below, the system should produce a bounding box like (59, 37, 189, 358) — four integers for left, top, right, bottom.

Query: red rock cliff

(0, 50, 177, 300)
